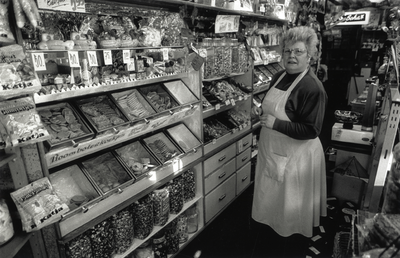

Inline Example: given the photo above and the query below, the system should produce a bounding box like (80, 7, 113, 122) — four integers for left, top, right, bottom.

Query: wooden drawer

(236, 162, 251, 195)
(236, 147, 251, 170)
(205, 174, 236, 222)
(237, 133, 252, 154)
(204, 158, 236, 194)
(204, 143, 236, 177)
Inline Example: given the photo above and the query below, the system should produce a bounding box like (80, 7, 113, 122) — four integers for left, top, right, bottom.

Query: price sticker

(127, 60, 135, 71)
(191, 54, 204, 71)
(68, 51, 80, 67)
(238, 140, 243, 153)
(239, 124, 243, 130)
(211, 0, 215, 6)
(215, 103, 221, 110)
(123, 50, 131, 64)
(319, 226, 325, 233)
(103, 50, 112, 65)
(212, 139, 217, 145)
(199, 49, 207, 58)
(232, 128, 237, 133)
(263, 60, 268, 65)
(87, 51, 98, 66)
(225, 99, 231, 106)
(231, 99, 235, 106)
(31, 52, 46, 71)
(244, 95, 248, 100)
(239, 96, 243, 101)
(161, 48, 169, 61)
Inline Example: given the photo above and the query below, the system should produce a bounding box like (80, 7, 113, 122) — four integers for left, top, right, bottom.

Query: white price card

(161, 48, 169, 61)
(244, 95, 248, 100)
(239, 96, 243, 101)
(225, 99, 231, 105)
(127, 60, 135, 71)
(215, 104, 221, 110)
(103, 50, 112, 65)
(123, 50, 131, 64)
(31, 52, 46, 71)
(87, 51, 98, 66)
(238, 139, 243, 153)
(231, 99, 235, 106)
(68, 51, 80, 67)
(211, 0, 215, 6)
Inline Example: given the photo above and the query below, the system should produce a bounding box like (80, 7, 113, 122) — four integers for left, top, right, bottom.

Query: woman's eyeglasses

(283, 48, 307, 56)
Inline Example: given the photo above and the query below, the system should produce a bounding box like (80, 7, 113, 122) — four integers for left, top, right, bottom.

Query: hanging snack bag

(0, 44, 42, 100)
(10, 177, 69, 232)
(0, 96, 50, 147)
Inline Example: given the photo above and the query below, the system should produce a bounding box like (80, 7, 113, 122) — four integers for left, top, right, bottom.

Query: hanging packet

(0, 96, 50, 147)
(10, 177, 69, 232)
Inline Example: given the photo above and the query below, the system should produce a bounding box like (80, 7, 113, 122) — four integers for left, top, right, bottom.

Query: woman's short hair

(281, 26, 319, 59)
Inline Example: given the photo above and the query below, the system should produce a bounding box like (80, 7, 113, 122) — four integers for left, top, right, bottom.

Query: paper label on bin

(68, 51, 80, 67)
(103, 50, 112, 65)
(87, 51, 98, 66)
(31, 53, 46, 71)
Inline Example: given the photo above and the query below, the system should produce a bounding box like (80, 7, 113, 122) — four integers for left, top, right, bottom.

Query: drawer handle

(243, 142, 249, 147)
(218, 155, 226, 162)
(218, 172, 226, 179)
(242, 156, 248, 162)
(242, 176, 248, 182)
(219, 194, 226, 201)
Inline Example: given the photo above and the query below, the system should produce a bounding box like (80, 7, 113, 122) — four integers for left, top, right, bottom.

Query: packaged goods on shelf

(0, 96, 50, 147)
(203, 117, 231, 142)
(203, 80, 247, 103)
(10, 177, 70, 232)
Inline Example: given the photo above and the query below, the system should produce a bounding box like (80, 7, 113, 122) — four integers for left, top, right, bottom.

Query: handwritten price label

(87, 51, 98, 66)
(103, 50, 112, 65)
(68, 51, 80, 67)
(123, 50, 130, 64)
(191, 54, 204, 71)
(127, 60, 135, 71)
(161, 48, 169, 61)
(31, 53, 46, 71)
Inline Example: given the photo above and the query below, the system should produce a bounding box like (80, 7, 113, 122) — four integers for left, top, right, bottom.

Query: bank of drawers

(204, 133, 252, 222)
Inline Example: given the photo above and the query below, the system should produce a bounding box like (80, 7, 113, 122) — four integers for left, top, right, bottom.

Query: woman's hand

(260, 114, 276, 129)
(252, 106, 263, 116)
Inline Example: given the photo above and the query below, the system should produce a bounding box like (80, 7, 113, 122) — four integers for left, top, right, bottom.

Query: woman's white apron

(252, 69, 327, 237)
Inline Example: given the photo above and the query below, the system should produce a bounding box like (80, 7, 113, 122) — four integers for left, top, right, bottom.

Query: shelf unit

(0, 0, 289, 257)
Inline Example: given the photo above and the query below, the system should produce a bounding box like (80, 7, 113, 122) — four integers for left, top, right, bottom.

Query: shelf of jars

(113, 196, 203, 258)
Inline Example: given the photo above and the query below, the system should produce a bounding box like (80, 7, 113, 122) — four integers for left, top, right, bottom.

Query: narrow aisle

(176, 184, 335, 258)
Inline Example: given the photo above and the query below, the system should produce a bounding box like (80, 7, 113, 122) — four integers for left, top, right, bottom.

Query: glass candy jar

(202, 38, 214, 79)
(231, 39, 240, 74)
(213, 38, 224, 77)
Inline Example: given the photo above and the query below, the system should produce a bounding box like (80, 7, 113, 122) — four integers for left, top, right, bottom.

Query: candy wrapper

(10, 177, 69, 232)
(138, 26, 162, 47)
(0, 96, 50, 147)
(0, 44, 42, 100)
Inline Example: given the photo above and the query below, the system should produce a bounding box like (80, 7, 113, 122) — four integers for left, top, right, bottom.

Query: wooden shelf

(0, 153, 16, 167)
(0, 231, 33, 258)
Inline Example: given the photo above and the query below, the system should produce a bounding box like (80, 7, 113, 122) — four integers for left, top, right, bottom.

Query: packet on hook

(10, 177, 69, 232)
(0, 96, 50, 147)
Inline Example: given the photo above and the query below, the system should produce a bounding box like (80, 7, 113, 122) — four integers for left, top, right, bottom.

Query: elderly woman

(252, 26, 327, 238)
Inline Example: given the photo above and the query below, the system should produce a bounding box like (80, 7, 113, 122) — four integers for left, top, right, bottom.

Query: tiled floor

(175, 184, 337, 258)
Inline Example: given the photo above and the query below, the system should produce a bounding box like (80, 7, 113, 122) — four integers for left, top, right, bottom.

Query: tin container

(142, 132, 182, 163)
(138, 84, 180, 114)
(110, 89, 157, 122)
(163, 80, 199, 106)
(166, 123, 202, 152)
(80, 152, 134, 195)
(37, 102, 94, 151)
(114, 140, 160, 180)
(74, 95, 130, 136)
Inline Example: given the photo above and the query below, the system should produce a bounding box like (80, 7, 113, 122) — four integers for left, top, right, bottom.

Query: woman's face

(283, 41, 310, 74)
